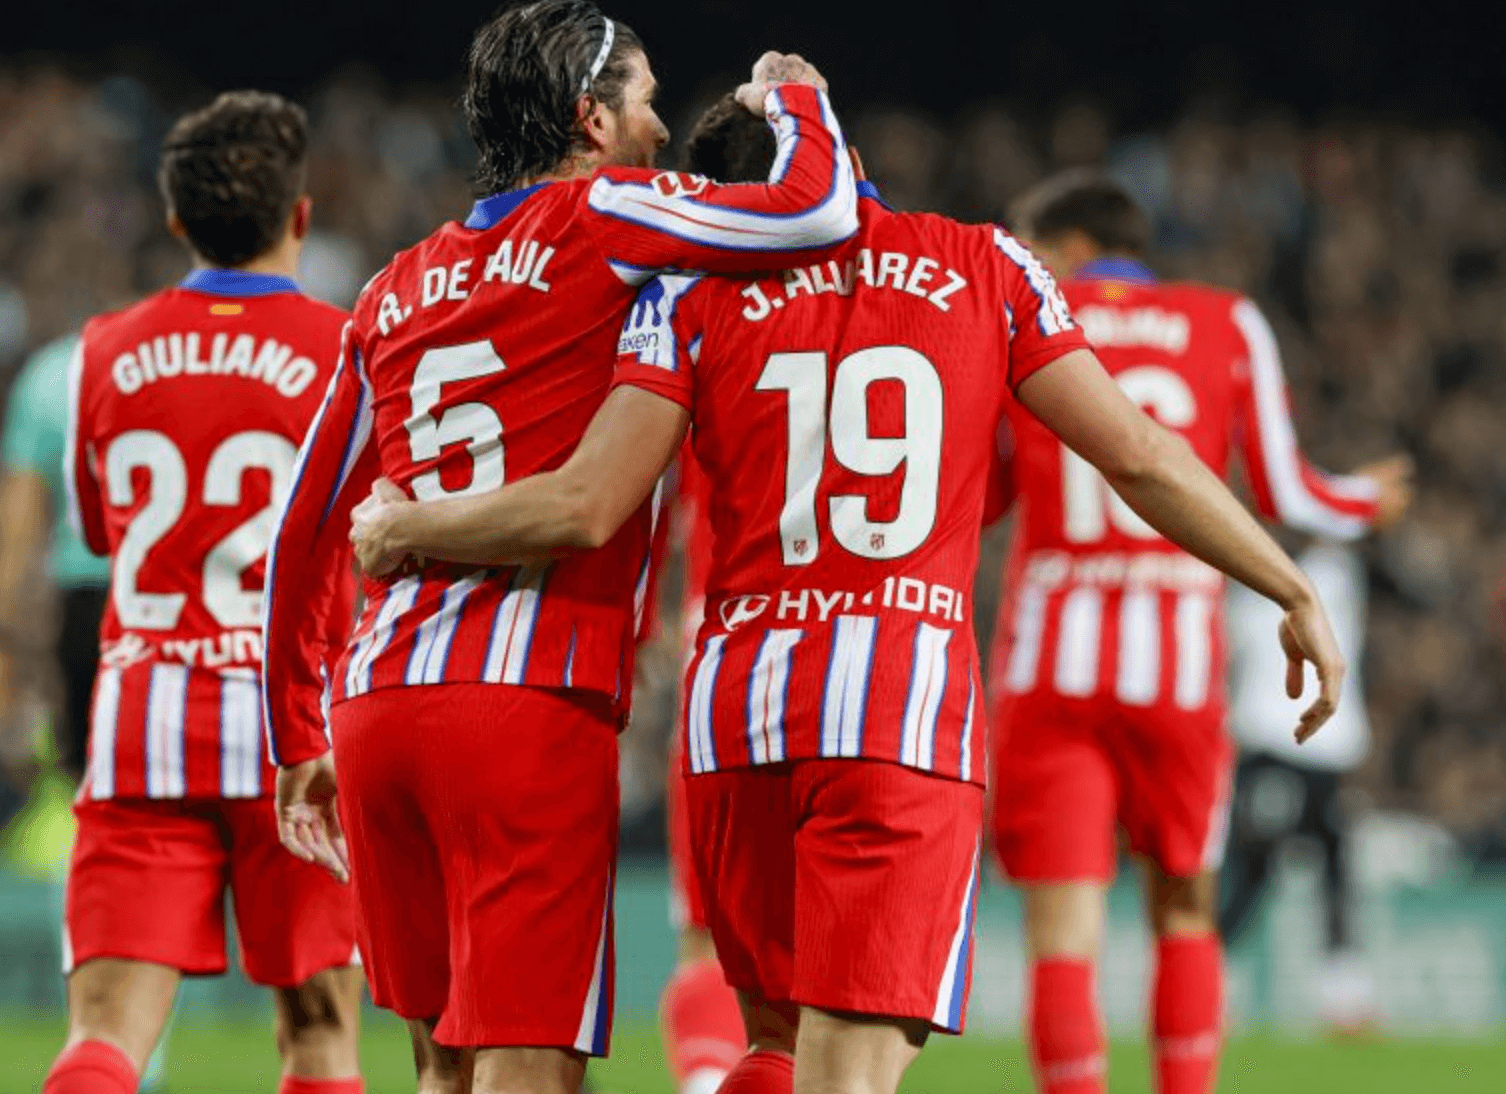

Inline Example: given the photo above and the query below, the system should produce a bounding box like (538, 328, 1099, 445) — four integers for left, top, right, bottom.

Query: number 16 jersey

(614, 186, 1088, 785)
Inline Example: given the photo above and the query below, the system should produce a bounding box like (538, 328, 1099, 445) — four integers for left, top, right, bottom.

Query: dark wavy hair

(1009, 169, 1151, 256)
(463, 0, 644, 194)
(157, 90, 308, 267)
(684, 93, 777, 183)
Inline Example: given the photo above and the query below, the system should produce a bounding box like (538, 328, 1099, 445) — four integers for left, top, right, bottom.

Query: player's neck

(520, 149, 605, 188)
(211, 238, 301, 282)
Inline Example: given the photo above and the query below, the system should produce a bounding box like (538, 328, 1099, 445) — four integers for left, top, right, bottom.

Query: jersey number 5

(758, 346, 943, 565)
(1062, 365, 1196, 542)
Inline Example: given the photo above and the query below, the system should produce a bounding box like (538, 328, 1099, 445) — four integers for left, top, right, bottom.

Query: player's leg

(1142, 865, 1222, 1094)
(46, 960, 180, 1094)
(1215, 753, 1285, 941)
(269, 968, 367, 1093)
(684, 766, 799, 1094)
(1124, 713, 1232, 1094)
(783, 761, 984, 1094)
(792, 1008, 927, 1094)
(661, 743, 746, 1094)
(45, 798, 231, 1093)
(992, 698, 1116, 1094)
(223, 794, 365, 1093)
(413, 685, 619, 1094)
(409, 1019, 474, 1094)
(329, 691, 456, 1091)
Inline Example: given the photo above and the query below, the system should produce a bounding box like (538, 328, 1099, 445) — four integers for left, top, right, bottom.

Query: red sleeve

(610, 274, 706, 410)
(992, 228, 1091, 389)
(585, 85, 858, 278)
(261, 320, 378, 766)
(63, 333, 109, 556)
(1229, 298, 1379, 539)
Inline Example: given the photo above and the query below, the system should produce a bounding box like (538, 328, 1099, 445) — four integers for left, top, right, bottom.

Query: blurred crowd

(2, 61, 1505, 856)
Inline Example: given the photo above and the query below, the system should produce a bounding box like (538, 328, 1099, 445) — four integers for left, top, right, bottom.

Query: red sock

(716, 1049, 793, 1094)
(1028, 958, 1106, 1094)
(277, 1079, 365, 1094)
(43, 1040, 138, 1094)
(1153, 934, 1223, 1094)
(661, 957, 747, 1093)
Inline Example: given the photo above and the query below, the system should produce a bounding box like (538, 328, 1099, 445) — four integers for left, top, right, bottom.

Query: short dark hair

(1010, 170, 1150, 256)
(684, 93, 776, 183)
(158, 90, 309, 268)
(463, 0, 644, 194)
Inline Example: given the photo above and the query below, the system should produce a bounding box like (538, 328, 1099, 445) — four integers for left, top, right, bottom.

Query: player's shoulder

(618, 272, 710, 361)
(79, 288, 179, 359)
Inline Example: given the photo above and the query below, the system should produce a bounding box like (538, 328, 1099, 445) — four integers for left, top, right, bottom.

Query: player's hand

(350, 478, 412, 577)
(1279, 592, 1345, 745)
(735, 52, 828, 115)
(1354, 453, 1415, 529)
(276, 752, 350, 884)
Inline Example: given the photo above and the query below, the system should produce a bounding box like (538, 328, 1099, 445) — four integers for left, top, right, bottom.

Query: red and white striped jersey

(65, 269, 350, 800)
(262, 85, 859, 766)
(987, 258, 1381, 719)
(614, 189, 1089, 786)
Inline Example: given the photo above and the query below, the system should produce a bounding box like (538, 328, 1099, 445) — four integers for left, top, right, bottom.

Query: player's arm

(352, 275, 701, 574)
(587, 57, 858, 276)
(1232, 298, 1412, 534)
(262, 321, 376, 769)
(352, 388, 688, 573)
(1018, 348, 1343, 742)
(62, 338, 109, 556)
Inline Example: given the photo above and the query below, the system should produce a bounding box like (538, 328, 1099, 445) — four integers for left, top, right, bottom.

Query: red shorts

(333, 682, 619, 1052)
(686, 759, 983, 1033)
(64, 796, 358, 987)
(990, 691, 1233, 882)
(666, 735, 708, 932)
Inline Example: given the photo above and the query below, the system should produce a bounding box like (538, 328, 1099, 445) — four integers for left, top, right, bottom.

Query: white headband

(581, 18, 616, 94)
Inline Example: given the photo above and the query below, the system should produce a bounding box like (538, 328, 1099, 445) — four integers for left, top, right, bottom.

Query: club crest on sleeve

(651, 172, 710, 199)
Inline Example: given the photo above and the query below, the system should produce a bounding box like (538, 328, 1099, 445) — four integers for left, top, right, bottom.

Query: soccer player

(345, 101, 1344, 1094)
(260, 3, 858, 1091)
(45, 92, 363, 1094)
(987, 172, 1411, 1094)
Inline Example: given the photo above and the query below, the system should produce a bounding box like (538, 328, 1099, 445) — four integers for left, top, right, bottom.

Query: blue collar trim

(180, 268, 300, 297)
(857, 180, 890, 209)
(466, 182, 551, 230)
(1077, 256, 1156, 284)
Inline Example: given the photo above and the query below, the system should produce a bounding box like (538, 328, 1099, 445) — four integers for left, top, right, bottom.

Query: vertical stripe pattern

(573, 874, 614, 1055)
(345, 576, 421, 697)
(406, 574, 483, 686)
(1115, 589, 1161, 706)
(483, 565, 550, 685)
(958, 676, 977, 782)
(745, 629, 800, 765)
(1005, 585, 1048, 694)
(88, 667, 122, 800)
(687, 635, 726, 774)
(219, 672, 263, 798)
(819, 615, 878, 758)
(900, 623, 952, 770)
(932, 844, 982, 1032)
(1174, 593, 1214, 710)
(1053, 588, 1103, 697)
(145, 664, 188, 799)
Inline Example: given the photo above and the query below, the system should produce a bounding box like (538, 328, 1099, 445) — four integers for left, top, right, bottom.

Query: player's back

(618, 192, 1086, 781)
(990, 262, 1370, 717)
(68, 270, 346, 799)
(335, 180, 657, 707)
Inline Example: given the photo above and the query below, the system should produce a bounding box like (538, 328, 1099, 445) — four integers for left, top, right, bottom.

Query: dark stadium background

(10, 1, 1506, 132)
